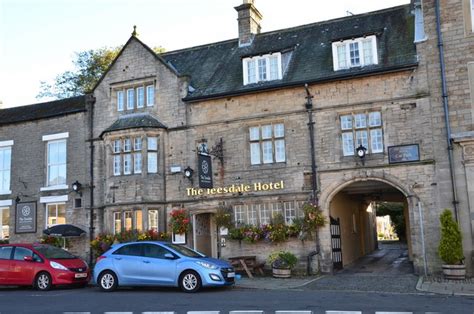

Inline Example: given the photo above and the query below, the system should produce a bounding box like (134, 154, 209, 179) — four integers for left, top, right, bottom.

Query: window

(47, 140, 67, 186)
(127, 89, 134, 110)
(134, 138, 142, 151)
(148, 209, 159, 231)
(113, 140, 121, 153)
(340, 111, 383, 156)
(0, 142, 12, 194)
(332, 35, 378, 71)
(146, 85, 155, 107)
(249, 123, 285, 165)
(113, 244, 142, 256)
(136, 87, 145, 108)
(243, 53, 282, 85)
(135, 210, 143, 232)
(472, 0, 474, 32)
(147, 137, 158, 174)
(233, 201, 301, 226)
(13, 247, 33, 261)
(143, 244, 171, 259)
(123, 139, 131, 152)
(117, 91, 124, 111)
(46, 203, 66, 227)
(124, 211, 133, 231)
(112, 137, 143, 176)
(114, 212, 121, 234)
(0, 207, 9, 239)
(134, 153, 142, 174)
(0, 246, 12, 259)
(123, 154, 132, 175)
(113, 155, 121, 176)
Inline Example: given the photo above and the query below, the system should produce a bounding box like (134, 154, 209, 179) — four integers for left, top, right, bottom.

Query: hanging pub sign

(15, 202, 37, 233)
(198, 153, 213, 189)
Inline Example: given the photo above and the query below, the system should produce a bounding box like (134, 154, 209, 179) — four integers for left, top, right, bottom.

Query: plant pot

(272, 267, 291, 278)
(442, 264, 466, 280)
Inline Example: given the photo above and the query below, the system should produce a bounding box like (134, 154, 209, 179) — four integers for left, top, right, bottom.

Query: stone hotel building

(0, 0, 473, 275)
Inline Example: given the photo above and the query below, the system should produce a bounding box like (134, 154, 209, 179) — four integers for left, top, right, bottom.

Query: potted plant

(268, 250, 298, 278)
(438, 209, 465, 279)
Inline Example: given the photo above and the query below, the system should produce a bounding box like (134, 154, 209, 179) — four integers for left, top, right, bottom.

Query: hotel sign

(15, 202, 37, 233)
(187, 180, 284, 196)
(198, 153, 213, 188)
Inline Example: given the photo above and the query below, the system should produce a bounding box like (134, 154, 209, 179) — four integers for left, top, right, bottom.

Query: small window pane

(269, 55, 279, 80)
(258, 58, 267, 81)
(146, 85, 155, 107)
(355, 130, 369, 148)
(148, 210, 159, 231)
(262, 141, 273, 164)
(249, 127, 260, 141)
(124, 211, 133, 231)
(113, 140, 121, 153)
(259, 204, 271, 225)
(248, 205, 258, 226)
(148, 137, 158, 151)
(124, 155, 132, 175)
(370, 129, 383, 153)
(114, 212, 121, 234)
(134, 138, 142, 151)
(123, 139, 131, 152)
(137, 87, 145, 108)
(234, 205, 245, 225)
(284, 202, 296, 224)
(117, 91, 124, 111)
(337, 45, 347, 69)
(247, 59, 256, 84)
(342, 132, 354, 156)
(349, 42, 360, 66)
(135, 210, 143, 232)
(369, 112, 381, 127)
(250, 143, 261, 165)
(354, 114, 366, 128)
(261, 125, 272, 139)
(113, 155, 121, 176)
(274, 124, 284, 138)
(362, 40, 373, 65)
(127, 89, 134, 110)
(148, 152, 158, 173)
(134, 153, 142, 174)
(340, 115, 352, 130)
(275, 139, 285, 162)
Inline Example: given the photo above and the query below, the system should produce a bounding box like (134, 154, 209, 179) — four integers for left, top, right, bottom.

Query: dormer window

(243, 52, 282, 85)
(332, 35, 378, 71)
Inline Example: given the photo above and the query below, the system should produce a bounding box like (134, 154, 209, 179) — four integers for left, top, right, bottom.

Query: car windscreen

(163, 243, 204, 258)
(34, 245, 77, 259)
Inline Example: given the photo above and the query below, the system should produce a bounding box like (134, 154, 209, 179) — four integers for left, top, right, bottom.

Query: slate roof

(161, 5, 416, 101)
(102, 113, 167, 136)
(0, 96, 86, 126)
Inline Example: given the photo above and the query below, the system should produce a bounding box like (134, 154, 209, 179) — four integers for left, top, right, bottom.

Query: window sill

(0, 190, 12, 195)
(40, 185, 69, 192)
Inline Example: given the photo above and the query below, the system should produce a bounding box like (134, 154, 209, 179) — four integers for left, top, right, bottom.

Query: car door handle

(142, 260, 150, 264)
(114, 257, 122, 260)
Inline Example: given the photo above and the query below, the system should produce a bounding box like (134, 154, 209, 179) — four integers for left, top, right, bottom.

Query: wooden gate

(330, 216, 343, 270)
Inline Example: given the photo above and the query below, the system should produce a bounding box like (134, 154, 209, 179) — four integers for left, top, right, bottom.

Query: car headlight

(196, 261, 218, 269)
(50, 261, 68, 270)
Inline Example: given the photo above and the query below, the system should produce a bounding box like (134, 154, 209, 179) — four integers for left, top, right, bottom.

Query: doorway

(193, 213, 217, 257)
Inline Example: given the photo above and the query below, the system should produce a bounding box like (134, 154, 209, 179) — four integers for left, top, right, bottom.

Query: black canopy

(43, 224, 86, 237)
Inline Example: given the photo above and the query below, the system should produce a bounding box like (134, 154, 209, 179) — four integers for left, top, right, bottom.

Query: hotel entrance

(193, 212, 217, 257)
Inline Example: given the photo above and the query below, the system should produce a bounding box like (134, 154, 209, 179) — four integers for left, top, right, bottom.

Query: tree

(37, 45, 165, 100)
(375, 202, 406, 242)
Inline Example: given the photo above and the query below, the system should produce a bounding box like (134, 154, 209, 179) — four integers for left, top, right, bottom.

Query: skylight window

(332, 35, 378, 71)
(243, 52, 282, 85)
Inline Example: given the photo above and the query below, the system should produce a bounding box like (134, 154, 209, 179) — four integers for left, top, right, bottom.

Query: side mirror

(23, 256, 34, 262)
(164, 253, 175, 260)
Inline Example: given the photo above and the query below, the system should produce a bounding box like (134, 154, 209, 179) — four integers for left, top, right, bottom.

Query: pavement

(233, 241, 474, 296)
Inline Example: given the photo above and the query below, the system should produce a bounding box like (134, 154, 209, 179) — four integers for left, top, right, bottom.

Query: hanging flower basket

(169, 209, 191, 234)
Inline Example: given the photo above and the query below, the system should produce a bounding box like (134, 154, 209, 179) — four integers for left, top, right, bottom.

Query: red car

(0, 243, 89, 290)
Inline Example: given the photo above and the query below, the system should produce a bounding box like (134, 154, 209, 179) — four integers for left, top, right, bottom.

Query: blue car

(93, 241, 235, 293)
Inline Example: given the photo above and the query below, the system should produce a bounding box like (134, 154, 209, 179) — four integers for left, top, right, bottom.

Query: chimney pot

(235, 0, 262, 47)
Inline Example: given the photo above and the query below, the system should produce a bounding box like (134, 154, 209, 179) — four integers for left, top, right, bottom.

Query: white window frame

(0, 141, 12, 195)
(134, 153, 142, 174)
(136, 87, 145, 108)
(46, 139, 67, 187)
(243, 52, 283, 85)
(148, 209, 159, 231)
(147, 137, 158, 174)
(117, 91, 124, 111)
(146, 85, 155, 107)
(113, 212, 122, 234)
(0, 206, 9, 240)
(249, 123, 286, 165)
(134, 138, 142, 151)
(113, 155, 121, 176)
(471, 0, 474, 32)
(123, 154, 132, 175)
(45, 202, 66, 228)
(127, 88, 134, 110)
(233, 205, 245, 225)
(332, 35, 378, 71)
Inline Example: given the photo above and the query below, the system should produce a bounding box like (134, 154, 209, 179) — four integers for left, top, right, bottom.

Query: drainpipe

(304, 84, 320, 275)
(86, 94, 96, 265)
(435, 0, 459, 221)
(417, 201, 428, 276)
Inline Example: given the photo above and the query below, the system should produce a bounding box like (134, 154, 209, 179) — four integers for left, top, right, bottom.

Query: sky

(0, 0, 409, 108)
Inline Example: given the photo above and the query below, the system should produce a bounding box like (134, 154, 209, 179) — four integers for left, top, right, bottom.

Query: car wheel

(35, 272, 52, 291)
(179, 270, 201, 293)
(98, 270, 118, 292)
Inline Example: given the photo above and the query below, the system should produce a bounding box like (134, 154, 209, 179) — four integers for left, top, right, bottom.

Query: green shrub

(268, 250, 298, 269)
(438, 209, 464, 265)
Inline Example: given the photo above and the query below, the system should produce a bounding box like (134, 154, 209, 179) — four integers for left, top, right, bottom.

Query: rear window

(33, 245, 76, 259)
(113, 244, 142, 256)
(163, 243, 203, 258)
(0, 246, 12, 259)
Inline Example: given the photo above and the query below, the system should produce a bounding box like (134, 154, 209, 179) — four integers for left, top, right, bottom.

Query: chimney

(234, 0, 262, 47)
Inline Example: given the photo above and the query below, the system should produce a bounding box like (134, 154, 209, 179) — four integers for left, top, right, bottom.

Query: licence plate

(75, 273, 87, 278)
(227, 272, 235, 278)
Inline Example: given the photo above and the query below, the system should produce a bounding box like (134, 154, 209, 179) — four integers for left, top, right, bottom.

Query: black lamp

(184, 167, 194, 180)
(72, 180, 82, 196)
(356, 144, 367, 164)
